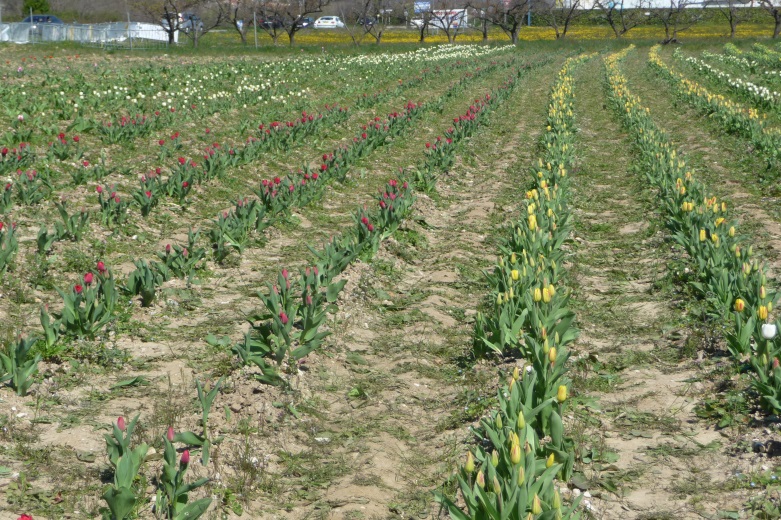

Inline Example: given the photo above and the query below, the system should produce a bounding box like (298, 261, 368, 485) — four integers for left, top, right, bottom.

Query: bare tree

(131, 0, 202, 44)
(220, 0, 254, 45)
(536, 0, 584, 40)
(259, 0, 331, 45)
(711, 0, 749, 38)
(655, 0, 700, 43)
(414, 9, 431, 41)
(760, 0, 781, 38)
(594, 0, 649, 38)
(469, 0, 530, 44)
(182, 2, 225, 47)
(428, 4, 468, 43)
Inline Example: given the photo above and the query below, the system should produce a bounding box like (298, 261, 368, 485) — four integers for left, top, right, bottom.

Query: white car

(314, 16, 345, 29)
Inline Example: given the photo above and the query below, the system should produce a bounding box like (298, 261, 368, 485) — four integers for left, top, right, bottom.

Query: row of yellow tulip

(435, 53, 595, 520)
(648, 45, 781, 177)
(604, 46, 781, 414)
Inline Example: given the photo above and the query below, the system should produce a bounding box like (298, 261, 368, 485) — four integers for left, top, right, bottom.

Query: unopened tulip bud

(553, 489, 562, 509)
(510, 443, 521, 465)
(512, 367, 520, 381)
(760, 286, 767, 300)
(699, 229, 706, 242)
(511, 269, 519, 281)
(542, 287, 551, 303)
(491, 450, 499, 467)
(759, 306, 769, 321)
(517, 411, 525, 430)
(546, 453, 555, 468)
(167, 426, 174, 441)
(497, 293, 503, 305)
(495, 414, 503, 430)
(180, 449, 190, 466)
(511, 252, 517, 264)
(543, 338, 550, 354)
(476, 470, 485, 489)
(532, 494, 542, 515)
(117, 416, 126, 431)
(493, 476, 501, 495)
(734, 299, 745, 312)
(557, 385, 567, 403)
(729, 226, 735, 237)
(465, 451, 475, 473)
(517, 466, 526, 487)
(549, 347, 557, 364)
(533, 288, 542, 302)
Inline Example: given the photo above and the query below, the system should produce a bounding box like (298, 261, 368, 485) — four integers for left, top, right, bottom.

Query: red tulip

(167, 426, 174, 441)
(18, 514, 33, 520)
(117, 416, 126, 431)
(97, 261, 106, 274)
(73, 136, 79, 143)
(84, 272, 94, 285)
(95, 185, 103, 194)
(74, 284, 83, 294)
(279, 312, 289, 325)
(180, 449, 190, 465)
(178, 157, 186, 165)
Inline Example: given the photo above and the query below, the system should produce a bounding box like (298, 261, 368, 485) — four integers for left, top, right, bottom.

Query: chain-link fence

(0, 22, 179, 48)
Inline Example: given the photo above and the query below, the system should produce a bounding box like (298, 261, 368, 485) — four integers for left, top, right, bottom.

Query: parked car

(22, 14, 64, 27)
(259, 16, 284, 30)
(313, 16, 345, 29)
(294, 16, 314, 28)
(358, 17, 376, 27)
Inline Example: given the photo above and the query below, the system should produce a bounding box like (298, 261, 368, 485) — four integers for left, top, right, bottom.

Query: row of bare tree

(6, 0, 781, 45)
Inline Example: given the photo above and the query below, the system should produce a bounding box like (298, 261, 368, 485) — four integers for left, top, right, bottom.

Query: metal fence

(0, 22, 179, 48)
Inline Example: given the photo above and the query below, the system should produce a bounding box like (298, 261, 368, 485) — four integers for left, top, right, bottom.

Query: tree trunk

(285, 31, 292, 46)
(774, 13, 781, 38)
(482, 20, 488, 42)
(730, 17, 737, 38)
(511, 29, 518, 44)
(419, 25, 426, 42)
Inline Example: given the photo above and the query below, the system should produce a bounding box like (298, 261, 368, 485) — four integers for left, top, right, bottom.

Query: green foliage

(23, 0, 50, 14)
(0, 336, 41, 396)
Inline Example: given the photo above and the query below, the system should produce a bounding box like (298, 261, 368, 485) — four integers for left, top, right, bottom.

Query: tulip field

(2, 40, 781, 520)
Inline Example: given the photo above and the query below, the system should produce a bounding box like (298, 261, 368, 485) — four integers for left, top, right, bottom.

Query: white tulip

(762, 323, 778, 340)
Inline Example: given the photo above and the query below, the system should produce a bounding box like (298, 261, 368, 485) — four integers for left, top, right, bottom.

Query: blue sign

(414, 2, 431, 13)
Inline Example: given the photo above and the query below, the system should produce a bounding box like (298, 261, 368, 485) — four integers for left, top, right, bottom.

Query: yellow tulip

(557, 385, 567, 403)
